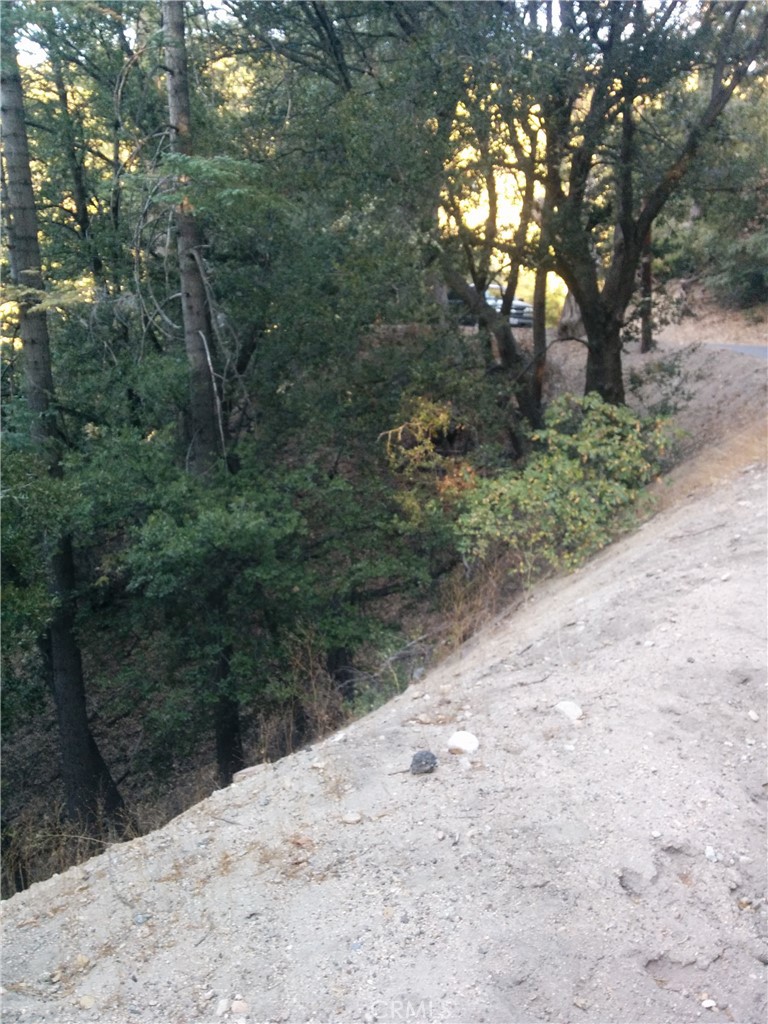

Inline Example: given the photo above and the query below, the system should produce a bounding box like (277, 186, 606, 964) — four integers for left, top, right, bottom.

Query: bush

(455, 394, 668, 580)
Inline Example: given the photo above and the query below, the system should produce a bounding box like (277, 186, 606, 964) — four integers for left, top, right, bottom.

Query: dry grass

(648, 421, 767, 514)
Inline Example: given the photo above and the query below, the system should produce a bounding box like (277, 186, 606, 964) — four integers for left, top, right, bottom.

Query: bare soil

(2, 295, 766, 1024)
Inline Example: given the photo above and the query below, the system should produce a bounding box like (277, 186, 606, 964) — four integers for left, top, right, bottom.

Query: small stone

(215, 997, 230, 1016)
(704, 845, 717, 862)
(231, 999, 249, 1014)
(310, 760, 326, 770)
(74, 954, 90, 970)
(651, 830, 662, 839)
(725, 869, 743, 890)
(748, 710, 759, 722)
(701, 999, 717, 1009)
(341, 812, 363, 824)
(554, 701, 584, 722)
(448, 730, 479, 754)
(78, 996, 95, 1010)
(410, 750, 438, 774)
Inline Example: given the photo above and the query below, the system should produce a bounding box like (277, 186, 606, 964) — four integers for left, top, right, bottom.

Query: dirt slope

(2, 305, 767, 1024)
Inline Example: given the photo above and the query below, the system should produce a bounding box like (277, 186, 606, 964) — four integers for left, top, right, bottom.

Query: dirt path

(2, 303, 767, 1024)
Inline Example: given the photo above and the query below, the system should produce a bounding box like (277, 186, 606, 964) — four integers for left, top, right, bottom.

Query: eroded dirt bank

(2, 459, 766, 1024)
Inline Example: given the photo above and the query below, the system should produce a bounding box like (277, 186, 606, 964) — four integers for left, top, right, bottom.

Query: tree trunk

(213, 648, 245, 787)
(47, 539, 125, 823)
(639, 229, 654, 353)
(163, 0, 222, 477)
(557, 291, 586, 340)
(583, 320, 625, 404)
(162, 0, 243, 784)
(1, 14, 125, 827)
(531, 266, 548, 412)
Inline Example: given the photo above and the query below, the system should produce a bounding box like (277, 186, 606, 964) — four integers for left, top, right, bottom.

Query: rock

(78, 995, 95, 1010)
(748, 709, 759, 722)
(554, 700, 584, 722)
(232, 764, 265, 783)
(341, 812, 363, 824)
(409, 750, 438, 774)
(231, 998, 249, 1013)
(701, 998, 717, 1009)
(704, 845, 718, 862)
(447, 730, 479, 754)
(215, 997, 230, 1016)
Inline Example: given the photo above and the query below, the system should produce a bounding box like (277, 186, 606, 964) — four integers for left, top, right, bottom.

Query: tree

(654, 70, 768, 308)
(161, 0, 244, 785)
(536, 0, 768, 402)
(1, 9, 125, 827)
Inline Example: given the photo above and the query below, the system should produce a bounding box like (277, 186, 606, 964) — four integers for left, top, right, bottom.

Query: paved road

(705, 342, 768, 359)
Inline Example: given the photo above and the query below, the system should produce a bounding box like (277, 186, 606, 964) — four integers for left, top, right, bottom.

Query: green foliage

(1, 447, 61, 651)
(655, 80, 768, 307)
(456, 395, 668, 577)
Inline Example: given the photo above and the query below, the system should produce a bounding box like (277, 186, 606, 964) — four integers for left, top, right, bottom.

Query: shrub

(455, 394, 668, 580)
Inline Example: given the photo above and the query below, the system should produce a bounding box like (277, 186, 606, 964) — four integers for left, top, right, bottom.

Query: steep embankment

(3, 300, 767, 1024)
(2, 452, 766, 1023)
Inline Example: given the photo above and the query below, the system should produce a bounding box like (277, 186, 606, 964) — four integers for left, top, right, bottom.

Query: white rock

(232, 763, 265, 783)
(748, 709, 759, 722)
(215, 998, 230, 1016)
(447, 730, 479, 754)
(704, 845, 717, 862)
(341, 812, 363, 825)
(554, 700, 584, 722)
(701, 999, 717, 1009)
(231, 999, 249, 1014)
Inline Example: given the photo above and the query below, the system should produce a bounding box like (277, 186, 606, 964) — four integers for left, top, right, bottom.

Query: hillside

(2, 302, 766, 1024)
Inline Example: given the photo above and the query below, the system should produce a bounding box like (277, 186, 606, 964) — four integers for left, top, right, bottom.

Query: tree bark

(639, 229, 653, 353)
(163, 0, 223, 477)
(1, 12, 124, 827)
(531, 264, 547, 412)
(213, 648, 245, 787)
(581, 303, 625, 404)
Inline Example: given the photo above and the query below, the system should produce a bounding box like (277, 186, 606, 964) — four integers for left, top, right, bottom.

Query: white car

(486, 295, 534, 327)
